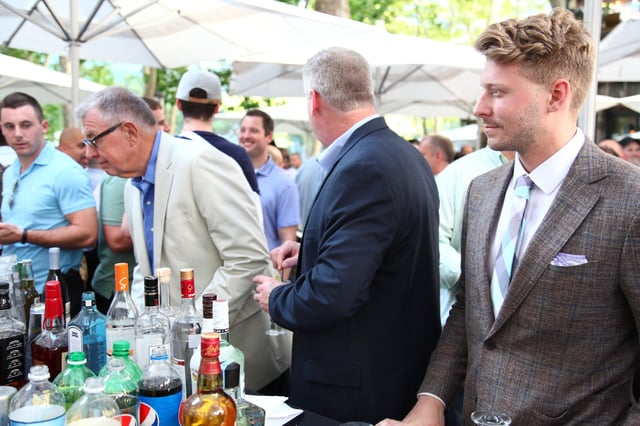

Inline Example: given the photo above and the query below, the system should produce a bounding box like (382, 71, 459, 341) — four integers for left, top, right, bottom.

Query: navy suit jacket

(270, 117, 441, 423)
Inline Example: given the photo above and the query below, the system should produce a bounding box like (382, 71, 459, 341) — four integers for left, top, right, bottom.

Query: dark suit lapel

(491, 142, 604, 334)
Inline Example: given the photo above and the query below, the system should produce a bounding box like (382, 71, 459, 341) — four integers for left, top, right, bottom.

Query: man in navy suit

(254, 47, 441, 424)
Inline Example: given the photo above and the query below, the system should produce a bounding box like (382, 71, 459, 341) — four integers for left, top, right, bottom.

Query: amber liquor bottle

(181, 333, 236, 426)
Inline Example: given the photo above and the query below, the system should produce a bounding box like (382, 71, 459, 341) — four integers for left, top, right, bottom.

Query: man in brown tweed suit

(379, 8, 640, 426)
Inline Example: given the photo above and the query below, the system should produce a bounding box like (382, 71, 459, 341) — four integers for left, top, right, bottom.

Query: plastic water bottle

(65, 377, 120, 426)
(8, 365, 65, 426)
(52, 352, 95, 410)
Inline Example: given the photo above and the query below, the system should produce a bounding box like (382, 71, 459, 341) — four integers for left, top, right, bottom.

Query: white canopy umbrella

(597, 18, 640, 83)
(620, 94, 640, 114)
(216, 98, 312, 134)
(0, 53, 105, 104)
(0, 0, 384, 113)
(230, 32, 485, 119)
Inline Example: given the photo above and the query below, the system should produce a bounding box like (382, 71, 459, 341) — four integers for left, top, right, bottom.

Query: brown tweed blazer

(420, 141, 640, 424)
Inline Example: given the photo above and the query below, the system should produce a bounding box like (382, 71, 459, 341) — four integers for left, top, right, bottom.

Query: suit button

(485, 339, 496, 350)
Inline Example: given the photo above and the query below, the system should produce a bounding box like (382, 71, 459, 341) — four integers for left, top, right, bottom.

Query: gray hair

(75, 87, 157, 129)
(302, 47, 375, 111)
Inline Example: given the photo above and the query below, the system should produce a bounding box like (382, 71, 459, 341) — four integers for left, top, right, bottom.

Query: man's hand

(270, 240, 300, 271)
(253, 275, 286, 313)
(376, 395, 445, 426)
(0, 222, 22, 244)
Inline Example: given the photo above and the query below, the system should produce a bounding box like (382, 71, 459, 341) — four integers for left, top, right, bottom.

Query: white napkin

(244, 395, 304, 426)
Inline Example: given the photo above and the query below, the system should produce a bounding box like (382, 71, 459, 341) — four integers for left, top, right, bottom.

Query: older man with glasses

(76, 86, 291, 393)
(0, 91, 97, 319)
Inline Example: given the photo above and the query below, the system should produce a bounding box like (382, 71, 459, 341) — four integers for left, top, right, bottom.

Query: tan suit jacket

(421, 141, 640, 424)
(125, 132, 290, 390)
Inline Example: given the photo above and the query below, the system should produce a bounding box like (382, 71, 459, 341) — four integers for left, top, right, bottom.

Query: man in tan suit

(380, 9, 640, 425)
(76, 87, 290, 392)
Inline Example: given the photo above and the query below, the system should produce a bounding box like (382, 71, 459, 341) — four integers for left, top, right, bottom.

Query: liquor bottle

(214, 299, 245, 396)
(156, 267, 178, 328)
(99, 340, 143, 384)
(189, 293, 215, 393)
(52, 351, 95, 410)
(47, 247, 71, 327)
(101, 357, 140, 425)
(65, 376, 120, 426)
(8, 365, 66, 426)
(0, 281, 26, 388)
(134, 275, 170, 371)
(19, 259, 39, 330)
(171, 268, 202, 398)
(223, 362, 265, 426)
(25, 296, 44, 372)
(181, 333, 236, 426)
(106, 263, 138, 358)
(67, 291, 108, 375)
(1, 254, 22, 325)
(137, 345, 182, 426)
(31, 280, 68, 379)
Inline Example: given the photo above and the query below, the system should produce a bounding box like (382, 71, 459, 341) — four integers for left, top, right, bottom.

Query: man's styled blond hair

(475, 8, 595, 114)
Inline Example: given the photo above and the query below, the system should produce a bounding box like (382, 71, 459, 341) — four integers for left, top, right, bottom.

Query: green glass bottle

(52, 351, 96, 410)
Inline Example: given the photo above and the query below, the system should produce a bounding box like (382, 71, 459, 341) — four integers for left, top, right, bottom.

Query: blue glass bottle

(67, 291, 107, 375)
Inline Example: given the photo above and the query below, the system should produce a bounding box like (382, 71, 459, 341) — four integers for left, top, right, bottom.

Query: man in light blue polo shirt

(0, 92, 97, 317)
(240, 109, 300, 252)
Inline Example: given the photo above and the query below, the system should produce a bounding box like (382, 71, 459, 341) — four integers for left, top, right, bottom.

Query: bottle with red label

(181, 333, 236, 426)
(171, 268, 202, 398)
(31, 280, 68, 379)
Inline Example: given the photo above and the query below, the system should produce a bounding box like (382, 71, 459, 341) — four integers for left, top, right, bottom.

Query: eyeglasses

(82, 121, 123, 149)
(8, 178, 19, 210)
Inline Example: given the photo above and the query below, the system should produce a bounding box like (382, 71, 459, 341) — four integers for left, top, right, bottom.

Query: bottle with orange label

(106, 263, 138, 357)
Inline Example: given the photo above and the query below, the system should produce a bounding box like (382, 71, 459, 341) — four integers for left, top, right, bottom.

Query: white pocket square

(551, 252, 588, 267)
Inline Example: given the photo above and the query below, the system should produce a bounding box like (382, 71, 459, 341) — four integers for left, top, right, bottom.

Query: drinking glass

(471, 411, 511, 425)
(265, 279, 289, 336)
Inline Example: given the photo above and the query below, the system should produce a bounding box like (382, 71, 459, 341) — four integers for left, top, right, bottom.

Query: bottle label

(139, 393, 181, 426)
(135, 339, 165, 370)
(0, 334, 25, 385)
(9, 405, 65, 425)
(68, 325, 83, 353)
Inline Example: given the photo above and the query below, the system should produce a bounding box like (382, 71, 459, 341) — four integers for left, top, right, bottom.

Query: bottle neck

(159, 280, 171, 308)
(197, 355, 224, 393)
(180, 296, 196, 311)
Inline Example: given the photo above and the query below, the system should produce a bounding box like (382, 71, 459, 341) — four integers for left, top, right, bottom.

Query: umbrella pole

(70, 0, 79, 125)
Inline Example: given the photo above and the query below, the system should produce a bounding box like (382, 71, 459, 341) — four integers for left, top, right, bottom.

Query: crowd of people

(1, 7, 640, 426)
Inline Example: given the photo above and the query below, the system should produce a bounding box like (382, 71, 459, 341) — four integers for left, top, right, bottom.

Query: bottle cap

(180, 268, 195, 299)
(28, 365, 50, 381)
(45, 280, 64, 318)
(114, 263, 129, 292)
(156, 267, 171, 281)
(0, 282, 8, 292)
(68, 352, 87, 365)
(150, 345, 169, 361)
(200, 332, 221, 357)
(48, 247, 61, 269)
(81, 291, 96, 305)
(223, 362, 240, 388)
(202, 293, 217, 319)
(112, 340, 131, 358)
(83, 377, 105, 394)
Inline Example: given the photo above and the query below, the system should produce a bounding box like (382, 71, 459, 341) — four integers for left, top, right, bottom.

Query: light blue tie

(493, 175, 534, 298)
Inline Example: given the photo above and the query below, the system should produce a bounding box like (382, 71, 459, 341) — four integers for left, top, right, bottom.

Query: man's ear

(548, 79, 570, 113)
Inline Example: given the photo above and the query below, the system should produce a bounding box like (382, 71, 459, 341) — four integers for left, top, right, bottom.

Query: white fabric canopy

(0, 0, 384, 111)
(230, 32, 485, 118)
(0, 53, 104, 104)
